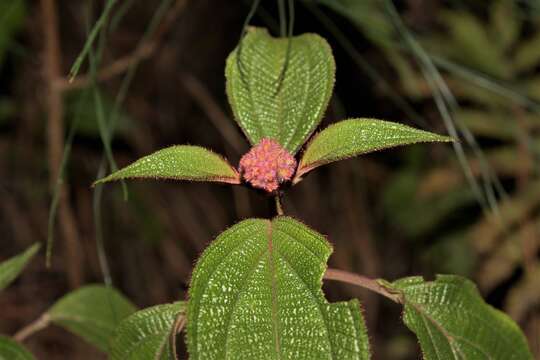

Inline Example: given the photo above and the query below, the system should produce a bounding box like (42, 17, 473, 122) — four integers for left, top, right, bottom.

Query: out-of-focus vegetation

(0, 0, 538, 359)
(0, 0, 26, 124)
(317, 1, 540, 355)
(302, 0, 539, 356)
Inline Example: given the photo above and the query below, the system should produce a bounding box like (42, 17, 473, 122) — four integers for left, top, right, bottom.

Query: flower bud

(239, 138, 297, 192)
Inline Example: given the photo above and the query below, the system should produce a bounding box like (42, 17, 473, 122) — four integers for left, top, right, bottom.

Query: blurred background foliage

(0, 0, 539, 359)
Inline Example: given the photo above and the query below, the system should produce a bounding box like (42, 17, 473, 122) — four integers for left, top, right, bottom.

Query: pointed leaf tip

(93, 145, 240, 186)
(226, 27, 335, 153)
(0, 243, 40, 291)
(296, 119, 453, 180)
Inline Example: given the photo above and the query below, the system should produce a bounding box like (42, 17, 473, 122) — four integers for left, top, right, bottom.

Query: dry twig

(41, 0, 83, 288)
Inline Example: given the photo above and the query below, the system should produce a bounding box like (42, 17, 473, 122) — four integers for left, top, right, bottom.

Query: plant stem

(13, 314, 51, 342)
(324, 268, 402, 304)
(170, 313, 186, 360)
(42, 0, 83, 287)
(274, 194, 284, 216)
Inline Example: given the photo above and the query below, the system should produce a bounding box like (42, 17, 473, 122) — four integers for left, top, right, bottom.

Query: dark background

(1, 0, 539, 358)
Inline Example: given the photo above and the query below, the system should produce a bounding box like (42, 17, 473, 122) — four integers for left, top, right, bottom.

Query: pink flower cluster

(239, 138, 297, 192)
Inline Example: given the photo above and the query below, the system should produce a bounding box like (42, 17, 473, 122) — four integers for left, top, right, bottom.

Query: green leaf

(94, 145, 240, 186)
(187, 217, 370, 360)
(48, 285, 137, 352)
(0, 336, 36, 360)
(391, 275, 533, 360)
(110, 301, 185, 360)
(0, 243, 39, 291)
(297, 119, 452, 179)
(226, 27, 335, 153)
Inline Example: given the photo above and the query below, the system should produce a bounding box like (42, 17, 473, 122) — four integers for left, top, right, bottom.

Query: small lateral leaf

(94, 145, 240, 186)
(0, 336, 36, 360)
(0, 243, 39, 291)
(110, 301, 186, 360)
(391, 275, 533, 360)
(296, 119, 452, 179)
(226, 27, 335, 153)
(48, 285, 137, 352)
(187, 217, 370, 360)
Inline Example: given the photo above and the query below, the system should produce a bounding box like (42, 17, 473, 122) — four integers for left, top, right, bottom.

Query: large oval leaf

(296, 119, 452, 180)
(94, 145, 240, 186)
(110, 301, 185, 360)
(0, 243, 39, 291)
(226, 27, 335, 153)
(187, 217, 370, 360)
(391, 275, 533, 359)
(48, 285, 137, 352)
(0, 336, 35, 360)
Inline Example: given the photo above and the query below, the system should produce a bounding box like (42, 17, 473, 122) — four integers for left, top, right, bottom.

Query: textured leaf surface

(297, 119, 452, 178)
(110, 301, 185, 360)
(392, 275, 533, 360)
(0, 336, 35, 360)
(94, 145, 240, 185)
(187, 217, 370, 360)
(226, 27, 335, 153)
(0, 243, 39, 291)
(48, 285, 137, 352)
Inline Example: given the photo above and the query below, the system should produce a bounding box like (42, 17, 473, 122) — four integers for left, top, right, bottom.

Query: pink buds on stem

(239, 138, 297, 192)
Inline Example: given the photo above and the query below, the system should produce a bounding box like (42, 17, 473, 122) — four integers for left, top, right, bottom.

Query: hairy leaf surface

(0, 336, 35, 360)
(48, 285, 137, 352)
(226, 27, 335, 153)
(187, 217, 370, 360)
(95, 145, 240, 185)
(0, 243, 39, 291)
(110, 301, 185, 360)
(392, 275, 533, 359)
(297, 119, 452, 179)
